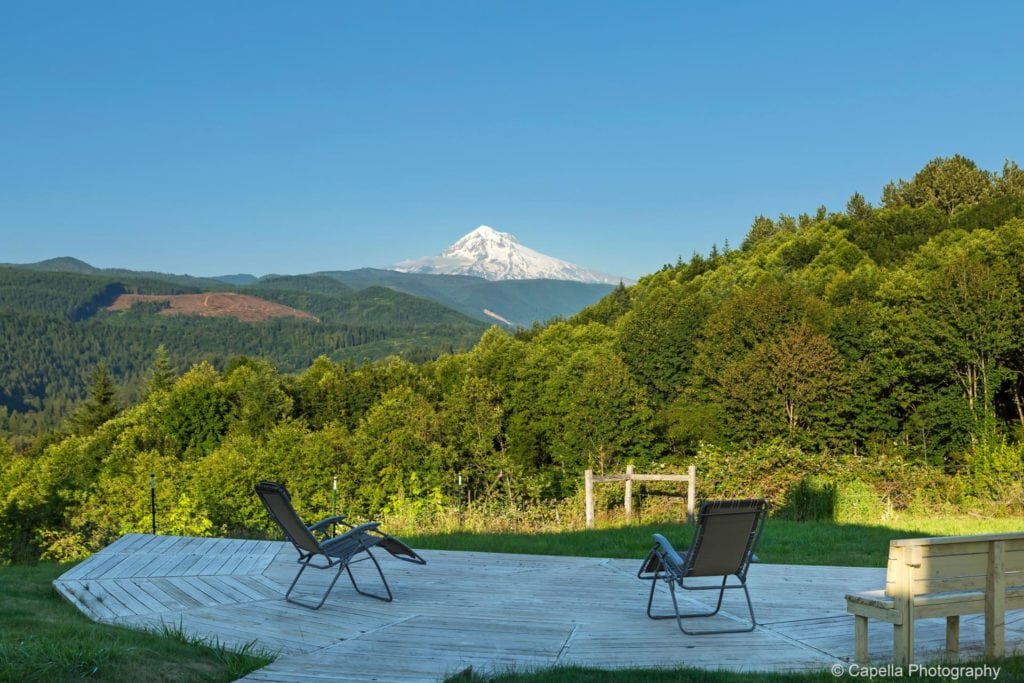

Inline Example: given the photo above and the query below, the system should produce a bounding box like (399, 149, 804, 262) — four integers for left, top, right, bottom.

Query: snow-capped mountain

(393, 225, 628, 284)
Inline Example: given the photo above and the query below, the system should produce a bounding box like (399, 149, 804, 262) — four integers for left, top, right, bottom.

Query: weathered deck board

(53, 534, 1024, 682)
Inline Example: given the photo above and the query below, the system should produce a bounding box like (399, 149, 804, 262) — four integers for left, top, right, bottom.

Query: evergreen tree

(846, 192, 873, 220)
(69, 363, 119, 434)
(145, 344, 177, 396)
(742, 215, 778, 250)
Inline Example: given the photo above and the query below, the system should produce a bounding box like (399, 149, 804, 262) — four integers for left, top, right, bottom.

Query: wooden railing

(584, 464, 696, 528)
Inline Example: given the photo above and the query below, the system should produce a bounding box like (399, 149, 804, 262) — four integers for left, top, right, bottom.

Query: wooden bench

(845, 532, 1024, 666)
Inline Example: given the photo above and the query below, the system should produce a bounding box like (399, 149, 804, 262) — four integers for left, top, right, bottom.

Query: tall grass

(0, 563, 274, 682)
(154, 621, 275, 681)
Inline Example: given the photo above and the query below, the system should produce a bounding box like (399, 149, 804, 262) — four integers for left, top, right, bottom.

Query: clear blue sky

(2, 1, 1022, 280)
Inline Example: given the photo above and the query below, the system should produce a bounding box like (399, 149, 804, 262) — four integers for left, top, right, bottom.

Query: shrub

(833, 479, 881, 523)
(692, 441, 845, 512)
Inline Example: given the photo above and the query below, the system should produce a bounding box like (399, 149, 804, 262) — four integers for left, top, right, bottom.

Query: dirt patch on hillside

(107, 293, 319, 323)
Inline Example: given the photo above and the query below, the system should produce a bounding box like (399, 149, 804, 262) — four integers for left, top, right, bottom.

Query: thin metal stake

(332, 475, 338, 536)
(457, 472, 463, 528)
(150, 472, 156, 534)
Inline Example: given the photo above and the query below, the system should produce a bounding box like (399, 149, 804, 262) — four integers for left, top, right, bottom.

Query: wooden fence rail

(584, 464, 696, 528)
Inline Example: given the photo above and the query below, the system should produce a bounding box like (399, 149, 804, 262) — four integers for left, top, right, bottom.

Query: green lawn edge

(0, 562, 275, 682)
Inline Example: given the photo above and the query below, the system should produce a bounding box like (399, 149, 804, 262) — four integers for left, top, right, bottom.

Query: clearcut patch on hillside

(107, 292, 319, 322)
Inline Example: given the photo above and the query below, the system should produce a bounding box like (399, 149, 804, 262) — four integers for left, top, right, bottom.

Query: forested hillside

(0, 267, 486, 440)
(2, 155, 1023, 564)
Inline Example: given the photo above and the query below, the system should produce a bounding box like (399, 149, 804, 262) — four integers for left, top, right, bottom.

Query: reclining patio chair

(255, 481, 426, 610)
(638, 498, 767, 635)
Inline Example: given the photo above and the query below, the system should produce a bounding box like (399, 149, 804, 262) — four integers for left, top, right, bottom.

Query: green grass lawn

(444, 660, 1024, 683)
(408, 513, 1024, 567)
(0, 563, 273, 682)
(3, 514, 1021, 682)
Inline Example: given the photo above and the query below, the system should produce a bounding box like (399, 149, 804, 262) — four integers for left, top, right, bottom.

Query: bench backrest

(884, 533, 1024, 599)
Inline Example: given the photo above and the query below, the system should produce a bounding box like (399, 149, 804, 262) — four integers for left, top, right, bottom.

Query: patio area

(53, 534, 1024, 682)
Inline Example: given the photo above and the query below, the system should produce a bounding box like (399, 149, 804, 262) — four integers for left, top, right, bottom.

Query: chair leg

(645, 569, 665, 619)
(710, 575, 727, 614)
(345, 549, 393, 602)
(646, 572, 700, 621)
(676, 580, 757, 636)
(285, 558, 347, 610)
(646, 575, 723, 622)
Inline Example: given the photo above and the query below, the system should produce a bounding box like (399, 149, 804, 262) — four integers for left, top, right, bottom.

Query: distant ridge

(11, 256, 100, 274)
(8, 255, 616, 328)
(393, 225, 630, 285)
(6, 257, 229, 290)
(213, 273, 258, 285)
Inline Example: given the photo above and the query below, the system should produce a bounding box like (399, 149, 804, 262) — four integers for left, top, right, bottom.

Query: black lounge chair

(638, 498, 767, 634)
(255, 481, 426, 610)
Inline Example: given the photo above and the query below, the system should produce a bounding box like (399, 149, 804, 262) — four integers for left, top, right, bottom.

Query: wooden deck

(54, 534, 1024, 682)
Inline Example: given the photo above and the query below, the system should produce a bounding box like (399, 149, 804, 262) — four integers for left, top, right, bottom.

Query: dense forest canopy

(0, 268, 487, 441)
(2, 155, 1023, 563)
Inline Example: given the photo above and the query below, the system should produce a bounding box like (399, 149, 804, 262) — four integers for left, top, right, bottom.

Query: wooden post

(986, 540, 1006, 658)
(624, 464, 634, 524)
(854, 615, 869, 664)
(946, 616, 960, 657)
(687, 465, 696, 524)
(584, 467, 697, 526)
(585, 469, 594, 529)
(892, 545, 917, 667)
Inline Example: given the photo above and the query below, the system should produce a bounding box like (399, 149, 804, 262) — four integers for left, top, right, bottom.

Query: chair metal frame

(255, 481, 425, 610)
(638, 498, 768, 635)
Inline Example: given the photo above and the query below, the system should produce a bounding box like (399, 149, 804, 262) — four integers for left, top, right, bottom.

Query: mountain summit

(393, 225, 626, 284)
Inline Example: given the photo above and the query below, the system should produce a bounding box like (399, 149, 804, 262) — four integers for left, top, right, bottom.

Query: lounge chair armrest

(652, 533, 687, 572)
(307, 516, 347, 533)
(320, 522, 384, 554)
(638, 548, 662, 578)
(639, 533, 688, 579)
